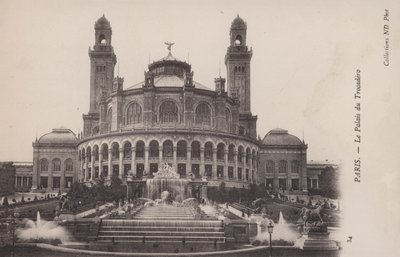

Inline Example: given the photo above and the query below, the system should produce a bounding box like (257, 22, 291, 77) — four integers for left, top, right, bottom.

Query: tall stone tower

(88, 15, 117, 113)
(225, 15, 252, 114)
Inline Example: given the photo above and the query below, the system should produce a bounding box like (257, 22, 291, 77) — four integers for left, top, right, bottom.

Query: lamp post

(267, 220, 274, 257)
(9, 208, 20, 257)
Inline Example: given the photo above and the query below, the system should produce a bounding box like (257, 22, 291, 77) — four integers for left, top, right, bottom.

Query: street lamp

(9, 208, 20, 257)
(267, 220, 274, 257)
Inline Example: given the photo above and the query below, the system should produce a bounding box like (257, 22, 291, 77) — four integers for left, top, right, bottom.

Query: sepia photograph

(0, 0, 399, 256)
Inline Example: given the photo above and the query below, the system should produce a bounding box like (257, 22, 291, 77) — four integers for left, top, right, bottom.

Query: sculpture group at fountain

(298, 200, 329, 233)
(145, 163, 190, 202)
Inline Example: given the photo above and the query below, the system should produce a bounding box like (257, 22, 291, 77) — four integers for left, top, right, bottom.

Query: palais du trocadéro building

(26, 15, 333, 194)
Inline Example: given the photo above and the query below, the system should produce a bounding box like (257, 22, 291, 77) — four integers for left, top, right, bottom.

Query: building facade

(30, 15, 334, 194)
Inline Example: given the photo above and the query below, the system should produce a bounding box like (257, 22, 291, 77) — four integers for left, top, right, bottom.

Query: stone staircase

(97, 205, 226, 243)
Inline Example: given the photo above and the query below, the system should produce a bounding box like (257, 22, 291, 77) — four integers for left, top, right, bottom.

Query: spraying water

(255, 211, 299, 242)
(16, 211, 70, 243)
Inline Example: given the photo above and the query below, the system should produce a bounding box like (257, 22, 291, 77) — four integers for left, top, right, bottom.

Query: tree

(94, 177, 107, 202)
(318, 167, 340, 199)
(110, 175, 126, 202)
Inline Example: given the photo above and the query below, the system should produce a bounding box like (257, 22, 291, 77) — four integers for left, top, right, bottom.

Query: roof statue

(164, 41, 175, 55)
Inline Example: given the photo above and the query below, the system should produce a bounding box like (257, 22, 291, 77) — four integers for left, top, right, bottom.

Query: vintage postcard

(0, 0, 399, 257)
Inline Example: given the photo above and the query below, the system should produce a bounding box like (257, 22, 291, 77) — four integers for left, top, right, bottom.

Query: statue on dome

(164, 41, 175, 54)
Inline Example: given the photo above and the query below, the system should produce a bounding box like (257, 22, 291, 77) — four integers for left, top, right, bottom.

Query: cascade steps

(97, 206, 225, 243)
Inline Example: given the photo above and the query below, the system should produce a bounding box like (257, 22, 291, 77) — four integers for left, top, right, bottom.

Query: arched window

(81, 148, 85, 161)
(52, 158, 61, 171)
(159, 101, 178, 123)
(126, 103, 142, 124)
(163, 140, 173, 158)
(291, 160, 300, 173)
(266, 160, 274, 173)
(204, 142, 213, 160)
(195, 103, 211, 126)
(149, 141, 159, 158)
(99, 34, 107, 45)
(86, 147, 92, 162)
(228, 145, 235, 162)
(177, 141, 187, 158)
(93, 145, 99, 161)
(107, 108, 112, 131)
(136, 141, 145, 158)
(235, 35, 242, 46)
(226, 108, 231, 132)
(191, 141, 200, 159)
(101, 144, 109, 161)
(238, 146, 244, 163)
(65, 159, 73, 172)
(279, 160, 287, 173)
(40, 159, 48, 171)
(111, 143, 119, 160)
(217, 143, 225, 161)
(123, 142, 132, 159)
(246, 148, 251, 164)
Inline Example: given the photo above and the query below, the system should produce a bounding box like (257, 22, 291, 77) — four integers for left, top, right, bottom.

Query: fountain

(16, 211, 70, 243)
(256, 211, 299, 243)
(145, 163, 190, 202)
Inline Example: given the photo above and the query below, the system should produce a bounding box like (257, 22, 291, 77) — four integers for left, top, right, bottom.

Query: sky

(0, 0, 397, 164)
(1, 1, 400, 255)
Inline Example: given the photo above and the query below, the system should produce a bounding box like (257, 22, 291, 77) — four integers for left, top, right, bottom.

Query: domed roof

(95, 15, 111, 29)
(231, 15, 247, 29)
(38, 128, 77, 144)
(262, 128, 303, 146)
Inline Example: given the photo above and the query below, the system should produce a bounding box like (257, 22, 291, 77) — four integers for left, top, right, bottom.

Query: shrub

(2, 196, 9, 207)
(12, 199, 16, 203)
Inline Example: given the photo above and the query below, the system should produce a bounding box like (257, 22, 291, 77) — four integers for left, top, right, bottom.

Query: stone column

(200, 147, 205, 176)
(159, 146, 163, 165)
(108, 149, 112, 179)
(80, 155, 84, 182)
(119, 148, 123, 178)
(49, 160, 54, 189)
(131, 147, 136, 176)
(186, 147, 192, 175)
(99, 150, 103, 178)
(32, 150, 39, 189)
(224, 149, 228, 179)
(212, 148, 217, 179)
(61, 160, 65, 189)
(242, 157, 246, 182)
(234, 150, 238, 180)
(250, 155, 253, 183)
(144, 146, 149, 175)
(173, 146, 177, 171)
(91, 152, 95, 180)
(287, 160, 291, 190)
